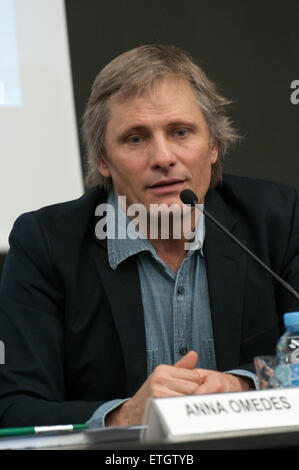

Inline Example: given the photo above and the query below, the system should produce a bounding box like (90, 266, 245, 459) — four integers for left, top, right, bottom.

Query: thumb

(174, 350, 198, 370)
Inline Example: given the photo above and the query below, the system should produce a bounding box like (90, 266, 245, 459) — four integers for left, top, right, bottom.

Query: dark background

(1, 0, 298, 276)
(65, 0, 299, 188)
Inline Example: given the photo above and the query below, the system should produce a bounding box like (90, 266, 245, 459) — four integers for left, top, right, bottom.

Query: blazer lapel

(94, 238, 147, 396)
(204, 188, 248, 371)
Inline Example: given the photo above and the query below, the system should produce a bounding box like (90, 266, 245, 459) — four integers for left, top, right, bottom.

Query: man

(0, 45, 298, 428)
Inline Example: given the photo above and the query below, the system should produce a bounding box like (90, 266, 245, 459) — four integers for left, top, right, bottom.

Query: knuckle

(152, 364, 169, 382)
(153, 364, 164, 376)
(190, 382, 199, 395)
(152, 387, 167, 398)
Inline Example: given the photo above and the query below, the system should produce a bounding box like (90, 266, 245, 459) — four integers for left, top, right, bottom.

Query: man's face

(98, 77, 218, 211)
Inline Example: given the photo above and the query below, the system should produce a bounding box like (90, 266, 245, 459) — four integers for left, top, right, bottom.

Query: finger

(153, 363, 202, 384)
(193, 368, 212, 383)
(151, 377, 200, 398)
(174, 350, 198, 369)
(165, 377, 201, 396)
(194, 368, 210, 378)
(156, 390, 186, 398)
(170, 368, 204, 384)
(194, 383, 214, 395)
(194, 374, 228, 395)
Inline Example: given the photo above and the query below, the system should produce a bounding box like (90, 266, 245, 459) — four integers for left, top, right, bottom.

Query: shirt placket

(173, 257, 193, 363)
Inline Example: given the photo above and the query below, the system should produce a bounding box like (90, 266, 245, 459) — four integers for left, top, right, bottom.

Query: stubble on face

(98, 77, 218, 240)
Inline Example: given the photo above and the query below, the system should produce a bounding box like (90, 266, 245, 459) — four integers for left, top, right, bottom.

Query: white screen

(0, 0, 84, 251)
(0, 0, 22, 106)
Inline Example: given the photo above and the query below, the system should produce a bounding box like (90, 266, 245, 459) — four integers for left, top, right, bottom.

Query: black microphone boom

(180, 189, 299, 302)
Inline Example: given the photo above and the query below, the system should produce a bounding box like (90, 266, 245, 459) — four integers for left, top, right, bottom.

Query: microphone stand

(180, 189, 299, 302)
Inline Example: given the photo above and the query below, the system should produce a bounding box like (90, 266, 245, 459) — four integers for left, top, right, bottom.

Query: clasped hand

(106, 350, 252, 426)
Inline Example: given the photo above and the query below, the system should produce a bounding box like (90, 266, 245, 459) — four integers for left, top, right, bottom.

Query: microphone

(180, 189, 299, 302)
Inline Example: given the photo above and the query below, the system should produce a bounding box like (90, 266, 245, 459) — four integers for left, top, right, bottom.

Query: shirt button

(177, 286, 185, 295)
(179, 347, 188, 356)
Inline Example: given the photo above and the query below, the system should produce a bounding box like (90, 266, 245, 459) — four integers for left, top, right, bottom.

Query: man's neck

(144, 207, 201, 274)
(149, 237, 189, 274)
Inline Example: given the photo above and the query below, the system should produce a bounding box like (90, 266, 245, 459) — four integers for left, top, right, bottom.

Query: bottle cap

(284, 312, 299, 328)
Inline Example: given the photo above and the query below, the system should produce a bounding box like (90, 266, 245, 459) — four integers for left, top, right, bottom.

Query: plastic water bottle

(275, 311, 299, 387)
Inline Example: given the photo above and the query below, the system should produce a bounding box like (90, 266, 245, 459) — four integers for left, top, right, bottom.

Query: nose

(149, 135, 177, 170)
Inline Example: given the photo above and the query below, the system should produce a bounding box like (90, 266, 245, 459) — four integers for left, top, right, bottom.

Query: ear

(97, 156, 111, 178)
(210, 143, 218, 165)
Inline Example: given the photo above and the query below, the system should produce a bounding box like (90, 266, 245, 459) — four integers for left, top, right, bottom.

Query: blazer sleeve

(0, 212, 102, 427)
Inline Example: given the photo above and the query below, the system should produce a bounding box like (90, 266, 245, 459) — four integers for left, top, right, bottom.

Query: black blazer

(0, 174, 298, 427)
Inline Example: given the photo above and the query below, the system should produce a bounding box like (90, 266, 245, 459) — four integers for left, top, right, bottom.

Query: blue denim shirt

(87, 192, 257, 428)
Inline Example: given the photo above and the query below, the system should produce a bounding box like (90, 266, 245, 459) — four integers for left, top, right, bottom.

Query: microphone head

(180, 189, 199, 206)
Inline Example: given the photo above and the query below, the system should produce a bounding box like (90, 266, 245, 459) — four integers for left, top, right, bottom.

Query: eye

(126, 135, 143, 144)
(173, 128, 190, 138)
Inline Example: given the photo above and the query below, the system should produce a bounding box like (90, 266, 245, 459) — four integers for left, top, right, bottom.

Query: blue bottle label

(275, 364, 299, 387)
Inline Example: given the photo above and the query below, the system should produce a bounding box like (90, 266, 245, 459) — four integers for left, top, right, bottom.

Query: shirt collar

(106, 191, 205, 270)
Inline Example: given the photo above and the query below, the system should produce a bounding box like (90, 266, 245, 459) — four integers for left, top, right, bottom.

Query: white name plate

(141, 388, 299, 443)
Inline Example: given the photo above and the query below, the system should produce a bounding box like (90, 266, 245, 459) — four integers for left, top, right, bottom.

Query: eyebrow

(167, 120, 198, 129)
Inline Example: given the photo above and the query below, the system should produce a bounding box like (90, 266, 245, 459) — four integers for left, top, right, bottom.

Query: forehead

(106, 77, 207, 130)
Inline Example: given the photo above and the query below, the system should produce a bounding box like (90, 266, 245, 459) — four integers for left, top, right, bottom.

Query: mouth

(148, 178, 186, 195)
